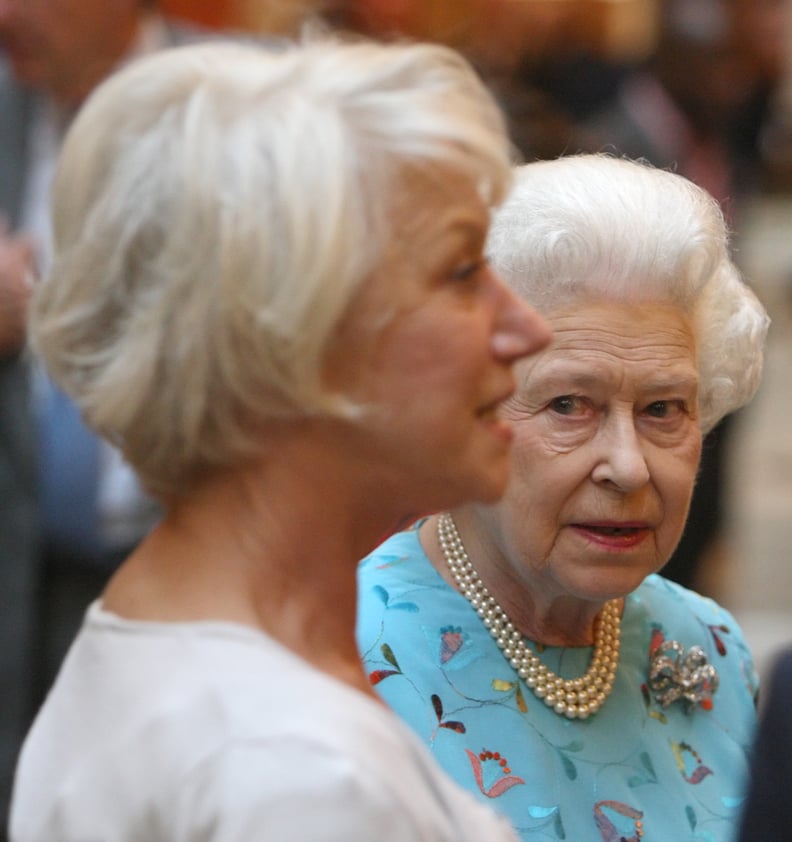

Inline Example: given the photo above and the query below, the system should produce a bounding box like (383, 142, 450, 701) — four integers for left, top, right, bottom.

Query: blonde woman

(10, 39, 551, 841)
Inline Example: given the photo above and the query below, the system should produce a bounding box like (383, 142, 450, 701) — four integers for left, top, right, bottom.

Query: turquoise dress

(357, 525, 758, 842)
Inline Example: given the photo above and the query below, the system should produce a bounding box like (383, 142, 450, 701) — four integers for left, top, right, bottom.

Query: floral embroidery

(368, 643, 403, 686)
(556, 741, 584, 781)
(430, 693, 466, 734)
(707, 623, 730, 656)
(670, 740, 713, 784)
(626, 752, 658, 788)
(439, 625, 465, 664)
(372, 584, 418, 613)
(649, 625, 665, 657)
(593, 800, 644, 840)
(422, 624, 479, 670)
(492, 678, 528, 713)
(465, 748, 525, 798)
(525, 805, 566, 838)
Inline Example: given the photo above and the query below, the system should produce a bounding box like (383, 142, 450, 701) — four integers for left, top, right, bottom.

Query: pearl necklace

(437, 512, 621, 720)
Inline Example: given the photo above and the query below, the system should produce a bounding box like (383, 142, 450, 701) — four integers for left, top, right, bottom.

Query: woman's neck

(421, 513, 611, 647)
(102, 427, 402, 698)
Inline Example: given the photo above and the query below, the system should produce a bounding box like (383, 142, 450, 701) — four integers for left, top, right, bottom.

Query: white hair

(487, 154, 770, 433)
(30, 37, 513, 496)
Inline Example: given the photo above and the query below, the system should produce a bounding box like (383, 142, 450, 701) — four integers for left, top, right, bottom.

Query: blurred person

(0, 207, 37, 842)
(741, 0, 792, 191)
(579, 0, 785, 204)
(323, 0, 601, 162)
(727, 0, 788, 190)
(737, 646, 792, 840)
(580, 1, 734, 191)
(10, 37, 551, 841)
(358, 155, 769, 840)
(0, 0, 214, 831)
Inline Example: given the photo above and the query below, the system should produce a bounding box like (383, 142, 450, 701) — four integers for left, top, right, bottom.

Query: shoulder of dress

(636, 575, 752, 651)
(359, 527, 425, 574)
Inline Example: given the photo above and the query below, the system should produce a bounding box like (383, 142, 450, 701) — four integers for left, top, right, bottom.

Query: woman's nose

(489, 271, 552, 363)
(591, 414, 650, 492)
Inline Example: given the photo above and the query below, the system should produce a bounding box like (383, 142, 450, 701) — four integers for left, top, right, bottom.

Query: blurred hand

(0, 217, 35, 357)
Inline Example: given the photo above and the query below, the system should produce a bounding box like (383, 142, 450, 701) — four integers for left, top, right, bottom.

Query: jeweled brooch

(648, 640, 719, 712)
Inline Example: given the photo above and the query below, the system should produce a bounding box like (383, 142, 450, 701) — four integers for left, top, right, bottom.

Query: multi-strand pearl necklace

(437, 512, 621, 720)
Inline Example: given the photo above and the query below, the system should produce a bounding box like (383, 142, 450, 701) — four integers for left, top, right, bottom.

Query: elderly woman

(358, 154, 769, 841)
(9, 39, 552, 841)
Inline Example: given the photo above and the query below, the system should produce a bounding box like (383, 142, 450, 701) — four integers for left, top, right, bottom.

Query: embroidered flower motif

(648, 640, 719, 712)
(593, 800, 644, 841)
(372, 584, 418, 612)
(465, 748, 525, 798)
(707, 623, 730, 656)
(431, 693, 466, 734)
(439, 625, 465, 664)
(492, 678, 528, 713)
(670, 740, 714, 784)
(368, 643, 403, 686)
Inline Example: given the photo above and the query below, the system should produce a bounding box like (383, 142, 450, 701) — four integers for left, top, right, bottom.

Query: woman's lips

(570, 522, 651, 549)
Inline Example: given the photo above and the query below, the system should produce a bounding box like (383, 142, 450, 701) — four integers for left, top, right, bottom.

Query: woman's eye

(549, 395, 581, 416)
(449, 256, 489, 283)
(645, 400, 685, 419)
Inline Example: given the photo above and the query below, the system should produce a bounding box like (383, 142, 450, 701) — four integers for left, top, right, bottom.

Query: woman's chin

(568, 566, 656, 603)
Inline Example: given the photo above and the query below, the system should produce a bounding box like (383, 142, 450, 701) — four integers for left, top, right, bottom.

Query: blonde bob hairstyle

(486, 155, 770, 433)
(30, 38, 513, 497)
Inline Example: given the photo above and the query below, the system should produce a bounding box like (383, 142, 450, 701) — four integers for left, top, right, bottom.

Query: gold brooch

(648, 640, 718, 712)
